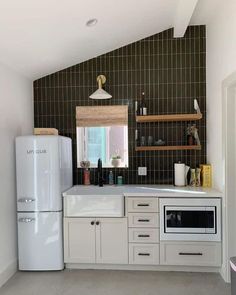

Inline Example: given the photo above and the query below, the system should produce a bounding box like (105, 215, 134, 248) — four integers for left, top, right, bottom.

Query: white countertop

(63, 185, 222, 198)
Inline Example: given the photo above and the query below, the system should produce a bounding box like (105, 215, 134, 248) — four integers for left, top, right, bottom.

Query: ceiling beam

(174, 0, 199, 38)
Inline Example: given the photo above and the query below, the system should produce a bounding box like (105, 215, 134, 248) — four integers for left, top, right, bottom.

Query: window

(77, 125, 128, 167)
(76, 105, 128, 168)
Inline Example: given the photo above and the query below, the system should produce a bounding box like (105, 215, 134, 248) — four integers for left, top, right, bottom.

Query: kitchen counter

(63, 185, 222, 198)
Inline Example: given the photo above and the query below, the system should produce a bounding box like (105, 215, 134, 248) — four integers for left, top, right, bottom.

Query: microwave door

(165, 206, 215, 234)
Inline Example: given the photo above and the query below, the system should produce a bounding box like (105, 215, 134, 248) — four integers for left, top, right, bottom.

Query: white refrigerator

(16, 135, 72, 270)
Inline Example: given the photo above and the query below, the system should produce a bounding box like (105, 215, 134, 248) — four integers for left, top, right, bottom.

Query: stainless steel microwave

(160, 198, 221, 242)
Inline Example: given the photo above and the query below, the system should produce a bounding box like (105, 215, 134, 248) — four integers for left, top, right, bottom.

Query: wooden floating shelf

(135, 145, 202, 151)
(136, 113, 202, 123)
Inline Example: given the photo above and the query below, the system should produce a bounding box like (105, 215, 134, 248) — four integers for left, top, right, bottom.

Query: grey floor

(0, 270, 230, 295)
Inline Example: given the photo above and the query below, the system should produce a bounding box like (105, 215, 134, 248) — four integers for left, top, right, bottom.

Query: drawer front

(129, 243, 159, 265)
(127, 198, 159, 213)
(128, 213, 159, 228)
(160, 242, 221, 267)
(129, 228, 160, 243)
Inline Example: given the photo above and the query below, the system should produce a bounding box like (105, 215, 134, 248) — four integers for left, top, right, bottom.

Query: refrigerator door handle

(18, 198, 35, 203)
(18, 218, 35, 223)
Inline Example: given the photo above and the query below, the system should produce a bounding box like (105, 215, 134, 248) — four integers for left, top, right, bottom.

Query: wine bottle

(141, 92, 147, 116)
(139, 96, 143, 116)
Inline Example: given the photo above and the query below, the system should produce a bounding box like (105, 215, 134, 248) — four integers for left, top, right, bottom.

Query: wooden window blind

(76, 105, 128, 127)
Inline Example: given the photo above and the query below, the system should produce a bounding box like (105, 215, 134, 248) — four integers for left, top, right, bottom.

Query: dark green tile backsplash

(34, 26, 206, 185)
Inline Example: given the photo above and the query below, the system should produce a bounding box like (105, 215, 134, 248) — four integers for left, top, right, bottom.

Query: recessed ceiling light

(86, 18, 98, 27)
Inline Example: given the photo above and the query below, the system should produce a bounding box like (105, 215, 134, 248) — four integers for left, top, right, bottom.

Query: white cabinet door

(64, 218, 96, 263)
(96, 218, 128, 264)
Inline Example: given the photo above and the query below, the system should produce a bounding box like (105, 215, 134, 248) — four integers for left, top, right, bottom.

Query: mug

(140, 136, 146, 146)
(147, 136, 153, 146)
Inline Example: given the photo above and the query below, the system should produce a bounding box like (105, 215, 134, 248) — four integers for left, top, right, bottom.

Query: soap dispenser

(108, 171, 114, 185)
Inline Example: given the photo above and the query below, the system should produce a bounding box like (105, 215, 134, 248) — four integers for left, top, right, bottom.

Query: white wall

(0, 63, 33, 287)
(206, 0, 236, 190)
(205, 0, 236, 282)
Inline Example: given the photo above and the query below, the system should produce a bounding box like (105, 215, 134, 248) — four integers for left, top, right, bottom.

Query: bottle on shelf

(135, 129, 140, 147)
(139, 92, 147, 116)
(135, 100, 138, 115)
(139, 93, 143, 116)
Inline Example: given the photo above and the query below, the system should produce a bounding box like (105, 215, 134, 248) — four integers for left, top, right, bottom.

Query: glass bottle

(108, 171, 114, 185)
(141, 92, 147, 115)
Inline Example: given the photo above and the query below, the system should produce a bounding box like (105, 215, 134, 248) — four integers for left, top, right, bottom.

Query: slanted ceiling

(0, 0, 208, 80)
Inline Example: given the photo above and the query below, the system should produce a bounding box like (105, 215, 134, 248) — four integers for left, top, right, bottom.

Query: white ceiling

(0, 0, 210, 80)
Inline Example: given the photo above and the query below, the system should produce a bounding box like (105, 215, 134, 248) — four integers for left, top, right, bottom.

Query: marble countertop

(63, 185, 222, 198)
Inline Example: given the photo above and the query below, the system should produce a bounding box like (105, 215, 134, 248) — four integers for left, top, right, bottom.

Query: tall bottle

(108, 170, 114, 185)
(140, 92, 147, 116)
(135, 100, 138, 115)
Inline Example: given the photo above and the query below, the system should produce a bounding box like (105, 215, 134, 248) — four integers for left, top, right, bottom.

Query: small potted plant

(186, 124, 195, 145)
(186, 124, 200, 146)
(111, 155, 121, 168)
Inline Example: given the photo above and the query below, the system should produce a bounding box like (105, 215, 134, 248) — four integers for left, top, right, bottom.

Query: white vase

(111, 158, 121, 168)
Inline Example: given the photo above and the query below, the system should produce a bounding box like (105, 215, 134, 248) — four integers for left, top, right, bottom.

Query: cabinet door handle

(138, 253, 150, 256)
(138, 234, 150, 238)
(137, 204, 150, 207)
(178, 252, 203, 256)
(91, 221, 95, 225)
(96, 221, 100, 225)
(138, 219, 150, 222)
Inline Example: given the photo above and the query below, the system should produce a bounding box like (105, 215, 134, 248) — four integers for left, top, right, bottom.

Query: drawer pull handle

(138, 253, 150, 256)
(137, 204, 150, 207)
(179, 252, 203, 256)
(138, 234, 150, 238)
(138, 219, 150, 222)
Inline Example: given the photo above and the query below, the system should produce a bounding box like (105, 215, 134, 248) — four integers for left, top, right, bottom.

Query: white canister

(174, 163, 186, 186)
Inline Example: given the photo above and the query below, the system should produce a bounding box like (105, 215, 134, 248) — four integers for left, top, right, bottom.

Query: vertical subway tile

(33, 26, 206, 185)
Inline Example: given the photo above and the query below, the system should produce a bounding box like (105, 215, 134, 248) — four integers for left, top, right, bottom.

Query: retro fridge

(15, 135, 72, 270)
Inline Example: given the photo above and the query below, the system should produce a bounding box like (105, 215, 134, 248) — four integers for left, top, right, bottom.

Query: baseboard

(65, 263, 220, 273)
(0, 260, 17, 288)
